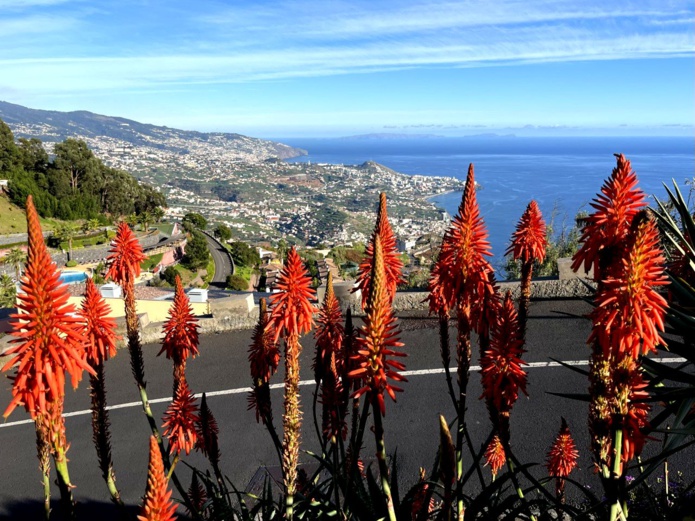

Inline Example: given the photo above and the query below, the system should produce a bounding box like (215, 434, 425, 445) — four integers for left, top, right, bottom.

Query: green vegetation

(213, 223, 232, 242)
(182, 212, 207, 231)
(202, 257, 215, 288)
(140, 252, 164, 272)
(181, 231, 210, 270)
(226, 274, 248, 291)
(0, 119, 165, 221)
(228, 241, 260, 268)
(65, 260, 77, 268)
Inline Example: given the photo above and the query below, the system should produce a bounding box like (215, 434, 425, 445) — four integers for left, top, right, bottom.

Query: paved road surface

(201, 232, 233, 288)
(0, 299, 689, 519)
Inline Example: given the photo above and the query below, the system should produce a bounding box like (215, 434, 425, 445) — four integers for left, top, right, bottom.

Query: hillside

(0, 100, 306, 160)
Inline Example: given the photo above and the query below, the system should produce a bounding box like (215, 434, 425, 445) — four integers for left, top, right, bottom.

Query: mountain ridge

(0, 100, 306, 159)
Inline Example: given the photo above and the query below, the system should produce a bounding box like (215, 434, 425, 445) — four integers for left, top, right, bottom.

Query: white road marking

(0, 357, 687, 429)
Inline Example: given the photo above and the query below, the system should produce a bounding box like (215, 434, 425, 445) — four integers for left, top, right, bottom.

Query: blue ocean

(281, 136, 694, 270)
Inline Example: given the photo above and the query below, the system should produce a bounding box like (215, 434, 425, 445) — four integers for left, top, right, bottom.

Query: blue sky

(1, 0, 693, 137)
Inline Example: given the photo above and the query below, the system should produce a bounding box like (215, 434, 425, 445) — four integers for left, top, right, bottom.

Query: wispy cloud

(0, 0, 692, 133)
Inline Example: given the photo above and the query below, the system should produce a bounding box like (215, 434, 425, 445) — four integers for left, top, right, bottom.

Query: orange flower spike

(314, 272, 344, 383)
(268, 247, 316, 341)
(484, 434, 506, 478)
(507, 200, 546, 264)
(431, 164, 496, 331)
(350, 235, 407, 416)
(81, 278, 119, 366)
(106, 221, 147, 286)
(356, 192, 404, 307)
(159, 275, 200, 363)
(572, 154, 646, 279)
(138, 436, 178, 521)
(249, 298, 280, 383)
(546, 418, 579, 478)
(480, 292, 528, 413)
(162, 379, 199, 456)
(2, 196, 94, 419)
(591, 214, 668, 359)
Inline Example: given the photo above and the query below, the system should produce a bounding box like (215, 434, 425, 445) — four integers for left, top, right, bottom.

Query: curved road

(0, 299, 690, 519)
(201, 231, 233, 288)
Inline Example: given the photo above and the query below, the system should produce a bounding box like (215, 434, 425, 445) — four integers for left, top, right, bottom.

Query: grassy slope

(0, 193, 62, 236)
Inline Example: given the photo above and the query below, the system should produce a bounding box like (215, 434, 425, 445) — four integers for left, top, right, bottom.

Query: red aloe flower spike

(480, 291, 528, 417)
(106, 221, 147, 286)
(267, 246, 316, 342)
(248, 299, 279, 426)
(321, 353, 348, 441)
(2, 195, 94, 419)
(195, 393, 220, 466)
(507, 200, 547, 265)
(590, 213, 669, 359)
(612, 357, 650, 471)
(162, 379, 199, 456)
(349, 235, 407, 416)
(546, 418, 578, 502)
(267, 246, 316, 511)
(138, 436, 178, 521)
(572, 154, 646, 280)
(314, 272, 344, 384)
(81, 278, 120, 366)
(355, 192, 404, 307)
(506, 201, 546, 337)
(187, 473, 207, 518)
(484, 434, 506, 478)
(159, 275, 200, 383)
(249, 298, 280, 383)
(428, 164, 496, 334)
(546, 418, 579, 478)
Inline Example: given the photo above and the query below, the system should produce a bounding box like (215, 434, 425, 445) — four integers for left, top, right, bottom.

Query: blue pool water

(59, 271, 87, 284)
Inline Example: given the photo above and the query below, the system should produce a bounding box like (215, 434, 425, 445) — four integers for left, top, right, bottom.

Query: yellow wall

(68, 296, 209, 323)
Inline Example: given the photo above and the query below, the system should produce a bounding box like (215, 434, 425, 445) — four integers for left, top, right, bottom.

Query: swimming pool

(59, 271, 87, 284)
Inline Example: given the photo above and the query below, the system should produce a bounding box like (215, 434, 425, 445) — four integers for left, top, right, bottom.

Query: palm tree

(4, 248, 26, 281)
(54, 222, 78, 262)
(138, 211, 152, 232)
(152, 206, 165, 224)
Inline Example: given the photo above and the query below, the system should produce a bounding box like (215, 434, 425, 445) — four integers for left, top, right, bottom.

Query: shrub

(226, 274, 248, 291)
(65, 260, 77, 267)
(160, 265, 178, 286)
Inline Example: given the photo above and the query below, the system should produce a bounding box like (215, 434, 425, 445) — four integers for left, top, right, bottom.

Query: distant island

(336, 133, 445, 140)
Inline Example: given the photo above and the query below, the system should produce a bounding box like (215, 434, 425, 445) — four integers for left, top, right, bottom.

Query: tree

(0, 120, 20, 175)
(17, 138, 49, 175)
(182, 231, 210, 270)
(52, 138, 100, 196)
(0, 274, 16, 308)
(182, 213, 207, 232)
(160, 266, 179, 286)
(214, 223, 232, 242)
(228, 241, 261, 267)
(3, 248, 26, 281)
(54, 222, 79, 262)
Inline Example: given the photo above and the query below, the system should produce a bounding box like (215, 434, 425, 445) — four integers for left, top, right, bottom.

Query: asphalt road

(0, 299, 689, 520)
(201, 232, 233, 288)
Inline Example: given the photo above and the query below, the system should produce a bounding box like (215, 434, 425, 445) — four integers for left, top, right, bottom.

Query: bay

(281, 136, 694, 270)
